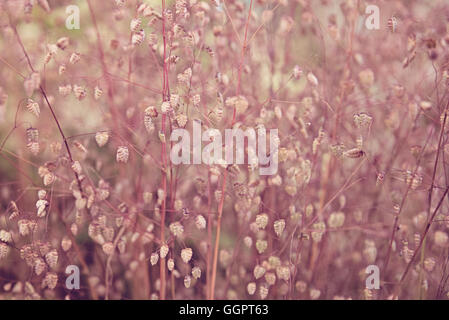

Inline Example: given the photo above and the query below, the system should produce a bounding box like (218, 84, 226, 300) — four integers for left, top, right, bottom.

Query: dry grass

(0, 0, 449, 300)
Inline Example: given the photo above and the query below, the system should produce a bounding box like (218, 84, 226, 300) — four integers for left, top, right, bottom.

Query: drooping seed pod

(307, 72, 319, 86)
(181, 247, 193, 263)
(132, 29, 145, 46)
(247, 282, 256, 295)
(253, 265, 266, 279)
(116, 146, 129, 163)
(44, 53, 54, 67)
(0, 230, 12, 243)
(25, 99, 40, 117)
(158, 131, 166, 143)
(69, 52, 81, 64)
(36, 199, 48, 217)
(150, 252, 159, 266)
(148, 32, 158, 48)
(157, 188, 165, 203)
(161, 101, 172, 114)
(8, 201, 20, 221)
(440, 111, 449, 133)
(75, 197, 86, 210)
(116, 238, 125, 254)
(73, 84, 87, 100)
(363, 240, 377, 263)
(71, 161, 82, 174)
(160, 244, 169, 259)
(170, 221, 184, 237)
(72, 141, 87, 154)
(183, 31, 195, 47)
(137, 3, 153, 16)
(184, 275, 192, 288)
(56, 37, 69, 50)
(195, 215, 206, 230)
(102, 242, 115, 255)
(192, 94, 201, 107)
(43, 272, 58, 290)
(273, 219, 286, 237)
(34, 258, 46, 276)
(144, 112, 155, 133)
(434, 231, 448, 247)
(295, 281, 307, 294)
(293, 65, 303, 79)
(403, 51, 416, 69)
(44, 43, 59, 62)
(276, 266, 291, 281)
(404, 171, 423, 190)
(204, 45, 214, 57)
(26, 128, 39, 155)
(45, 249, 58, 269)
(24, 0, 33, 14)
(70, 223, 78, 236)
(219, 250, 232, 267)
(233, 96, 249, 114)
(42, 172, 55, 186)
(0, 243, 10, 260)
(267, 256, 280, 269)
(328, 211, 345, 228)
(213, 95, 225, 120)
(255, 213, 269, 229)
(101, 226, 114, 242)
(37, 189, 46, 200)
(414, 233, 421, 250)
(30, 72, 41, 91)
(343, 148, 364, 159)
(94, 86, 103, 100)
(424, 257, 436, 272)
(24, 78, 35, 97)
(177, 68, 192, 87)
(376, 171, 385, 186)
(420, 101, 432, 111)
(58, 84, 72, 96)
(358, 69, 374, 88)
(310, 288, 321, 300)
(176, 113, 188, 128)
(192, 266, 201, 279)
(95, 131, 109, 147)
(244, 236, 253, 248)
(61, 236, 72, 252)
(311, 221, 326, 242)
(256, 239, 268, 254)
(18, 219, 31, 236)
(173, 199, 182, 211)
(259, 284, 269, 299)
(59, 64, 66, 75)
(265, 272, 276, 286)
(130, 18, 142, 32)
(167, 258, 175, 271)
(145, 105, 158, 118)
(356, 135, 363, 149)
(269, 175, 282, 187)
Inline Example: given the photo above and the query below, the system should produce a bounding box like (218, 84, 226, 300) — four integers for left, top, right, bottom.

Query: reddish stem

(210, 0, 253, 300)
(159, 0, 169, 300)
